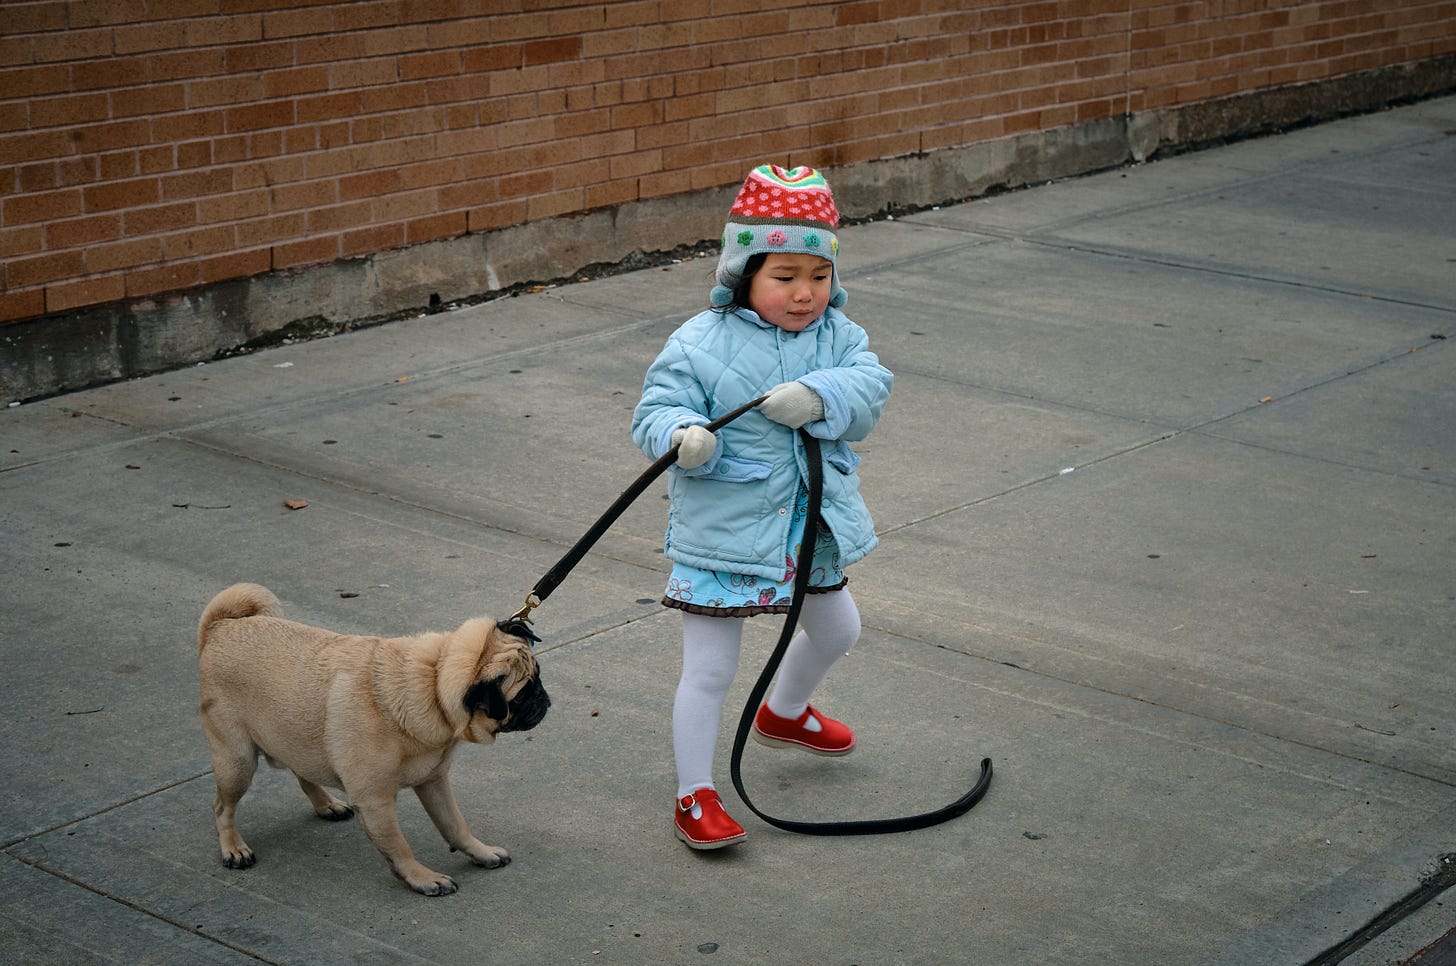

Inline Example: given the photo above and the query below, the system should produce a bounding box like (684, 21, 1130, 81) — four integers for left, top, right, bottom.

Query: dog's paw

(314, 801, 354, 821)
(453, 838, 511, 869)
(408, 872, 459, 897)
(221, 846, 256, 870)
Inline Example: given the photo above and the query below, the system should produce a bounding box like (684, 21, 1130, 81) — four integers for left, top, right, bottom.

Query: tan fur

(197, 582, 545, 896)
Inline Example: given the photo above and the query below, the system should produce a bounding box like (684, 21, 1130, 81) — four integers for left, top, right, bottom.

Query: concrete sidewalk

(2, 96, 1453, 965)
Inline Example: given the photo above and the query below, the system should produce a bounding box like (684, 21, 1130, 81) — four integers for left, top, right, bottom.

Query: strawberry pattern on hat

(728, 165, 840, 227)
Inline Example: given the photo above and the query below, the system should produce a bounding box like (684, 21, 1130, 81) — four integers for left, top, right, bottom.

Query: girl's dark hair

(715, 253, 766, 312)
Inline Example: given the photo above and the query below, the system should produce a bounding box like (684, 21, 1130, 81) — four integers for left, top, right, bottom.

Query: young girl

(632, 165, 893, 850)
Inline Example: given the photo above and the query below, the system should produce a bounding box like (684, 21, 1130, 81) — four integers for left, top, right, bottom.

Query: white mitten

(671, 425, 717, 469)
(759, 381, 824, 429)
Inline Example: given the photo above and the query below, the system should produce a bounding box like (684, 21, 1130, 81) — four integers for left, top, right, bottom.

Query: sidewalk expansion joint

(1305, 853, 1456, 965)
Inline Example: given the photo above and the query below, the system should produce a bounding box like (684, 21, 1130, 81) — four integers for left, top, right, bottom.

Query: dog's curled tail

(199, 583, 283, 652)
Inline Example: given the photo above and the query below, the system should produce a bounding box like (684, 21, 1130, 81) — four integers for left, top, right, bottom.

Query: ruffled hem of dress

(660, 578, 848, 617)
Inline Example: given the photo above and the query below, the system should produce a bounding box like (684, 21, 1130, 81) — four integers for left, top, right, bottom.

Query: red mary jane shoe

(752, 703, 857, 756)
(674, 788, 746, 850)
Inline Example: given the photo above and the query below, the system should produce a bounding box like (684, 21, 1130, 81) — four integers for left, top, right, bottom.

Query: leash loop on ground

(727, 429, 993, 835)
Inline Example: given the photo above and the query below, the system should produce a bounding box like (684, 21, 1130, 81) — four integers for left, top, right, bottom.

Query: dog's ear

(463, 678, 510, 720)
(496, 618, 541, 646)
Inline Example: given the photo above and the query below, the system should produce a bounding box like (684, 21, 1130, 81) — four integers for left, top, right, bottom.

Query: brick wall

(2, 0, 1454, 329)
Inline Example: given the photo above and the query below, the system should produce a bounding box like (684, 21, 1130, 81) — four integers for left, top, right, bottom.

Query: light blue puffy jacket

(632, 305, 893, 581)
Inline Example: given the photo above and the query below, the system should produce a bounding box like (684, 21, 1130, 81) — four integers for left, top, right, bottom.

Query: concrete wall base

(3, 56, 1452, 404)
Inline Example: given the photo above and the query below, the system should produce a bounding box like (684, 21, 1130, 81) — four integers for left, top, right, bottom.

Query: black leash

(511, 398, 993, 835)
(507, 395, 772, 626)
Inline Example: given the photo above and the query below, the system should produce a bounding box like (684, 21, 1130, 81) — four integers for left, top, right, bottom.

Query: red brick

(45, 213, 123, 249)
(71, 57, 152, 92)
(271, 234, 339, 269)
(0, 225, 44, 258)
(248, 129, 284, 157)
(306, 200, 373, 233)
(177, 140, 213, 169)
(7, 250, 86, 288)
(584, 177, 636, 210)
(465, 198, 529, 232)
(113, 21, 190, 55)
(371, 188, 434, 223)
(236, 212, 306, 246)
(295, 92, 361, 124)
(404, 211, 466, 244)
(0, 65, 70, 99)
(362, 81, 429, 114)
(30, 93, 110, 129)
(492, 11, 552, 42)
(0, 289, 47, 325)
(152, 48, 228, 81)
(126, 260, 203, 298)
(2, 1, 66, 33)
(4, 188, 83, 225)
(295, 33, 364, 64)
(523, 36, 580, 65)
(33, 29, 112, 63)
(72, 119, 152, 154)
(333, 58, 400, 89)
(342, 222, 404, 257)
(436, 178, 497, 210)
(226, 100, 296, 132)
(163, 224, 235, 259)
(340, 169, 403, 200)
(270, 179, 336, 211)
(0, 130, 73, 166)
(99, 150, 139, 181)
(138, 145, 175, 174)
(82, 237, 165, 275)
(362, 25, 430, 57)
(84, 177, 161, 213)
(263, 6, 334, 39)
(399, 158, 463, 190)
(199, 247, 271, 284)
(345, 1, 400, 31)
(261, 66, 330, 98)
(68, 0, 147, 28)
(463, 43, 527, 72)
(57, 157, 99, 187)
(0, 38, 35, 70)
(162, 168, 234, 201)
(45, 274, 127, 314)
(226, 41, 295, 72)
(112, 84, 189, 119)
(427, 17, 493, 49)
(189, 14, 263, 46)
(151, 110, 227, 143)
(124, 201, 197, 235)
(400, 50, 462, 80)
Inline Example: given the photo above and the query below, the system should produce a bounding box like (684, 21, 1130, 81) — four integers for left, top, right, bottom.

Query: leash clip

(508, 593, 542, 626)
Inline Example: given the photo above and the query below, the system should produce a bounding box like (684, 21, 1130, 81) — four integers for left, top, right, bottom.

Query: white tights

(673, 589, 861, 799)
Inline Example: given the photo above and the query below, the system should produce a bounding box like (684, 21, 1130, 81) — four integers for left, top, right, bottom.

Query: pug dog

(197, 582, 549, 896)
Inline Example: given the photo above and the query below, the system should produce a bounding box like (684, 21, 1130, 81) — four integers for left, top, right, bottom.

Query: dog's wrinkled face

(499, 676, 549, 732)
(461, 628, 549, 742)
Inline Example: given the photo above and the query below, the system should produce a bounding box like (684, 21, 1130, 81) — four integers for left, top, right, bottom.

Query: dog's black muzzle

(499, 676, 550, 733)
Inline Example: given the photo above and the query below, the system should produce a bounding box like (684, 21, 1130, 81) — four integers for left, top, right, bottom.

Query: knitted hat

(711, 164, 846, 310)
